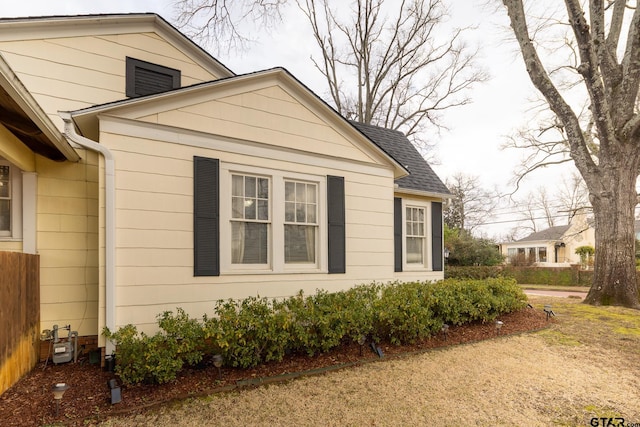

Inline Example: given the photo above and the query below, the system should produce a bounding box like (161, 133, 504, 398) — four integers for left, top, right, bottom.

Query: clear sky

(0, 0, 570, 238)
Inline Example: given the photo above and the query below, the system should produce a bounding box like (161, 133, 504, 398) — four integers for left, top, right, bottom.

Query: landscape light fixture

(51, 383, 69, 416)
(543, 304, 556, 320)
(495, 320, 503, 335)
(108, 378, 121, 404)
(357, 335, 366, 355)
(212, 354, 224, 380)
(441, 324, 449, 341)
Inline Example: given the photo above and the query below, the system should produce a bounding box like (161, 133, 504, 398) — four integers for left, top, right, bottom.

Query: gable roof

(0, 13, 234, 79)
(351, 121, 450, 198)
(68, 67, 409, 178)
(516, 225, 571, 243)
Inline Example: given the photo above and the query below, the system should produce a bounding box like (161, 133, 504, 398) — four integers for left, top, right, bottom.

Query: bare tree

(502, 0, 640, 308)
(172, 0, 287, 54)
(557, 172, 591, 223)
(444, 173, 499, 232)
(297, 0, 487, 151)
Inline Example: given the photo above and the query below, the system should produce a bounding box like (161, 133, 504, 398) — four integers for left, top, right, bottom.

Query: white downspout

(60, 112, 116, 356)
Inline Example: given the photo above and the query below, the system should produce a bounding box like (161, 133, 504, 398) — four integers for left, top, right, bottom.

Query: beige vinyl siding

(0, 241, 22, 251)
(136, 86, 378, 164)
(36, 151, 99, 337)
(0, 32, 219, 130)
(97, 125, 398, 333)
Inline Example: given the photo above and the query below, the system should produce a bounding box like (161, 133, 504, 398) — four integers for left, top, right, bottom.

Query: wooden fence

(0, 252, 39, 396)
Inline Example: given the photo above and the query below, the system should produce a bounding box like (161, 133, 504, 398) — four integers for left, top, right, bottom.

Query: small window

(406, 206, 425, 264)
(126, 57, 181, 98)
(538, 247, 547, 262)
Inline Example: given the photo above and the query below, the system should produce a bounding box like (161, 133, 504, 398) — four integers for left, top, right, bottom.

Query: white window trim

(0, 160, 23, 241)
(402, 199, 431, 271)
(220, 163, 327, 275)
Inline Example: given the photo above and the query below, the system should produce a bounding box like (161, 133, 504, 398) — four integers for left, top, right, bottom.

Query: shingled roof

(516, 225, 571, 243)
(350, 121, 450, 197)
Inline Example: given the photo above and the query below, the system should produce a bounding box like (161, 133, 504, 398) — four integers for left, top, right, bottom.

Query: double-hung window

(406, 206, 426, 265)
(0, 164, 11, 236)
(231, 174, 270, 265)
(218, 164, 328, 274)
(284, 181, 318, 264)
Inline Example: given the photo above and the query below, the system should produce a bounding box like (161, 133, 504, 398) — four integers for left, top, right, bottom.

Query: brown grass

(98, 296, 640, 427)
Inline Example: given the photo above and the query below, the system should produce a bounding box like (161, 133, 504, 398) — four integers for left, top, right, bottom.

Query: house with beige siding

(0, 13, 449, 374)
(500, 212, 594, 266)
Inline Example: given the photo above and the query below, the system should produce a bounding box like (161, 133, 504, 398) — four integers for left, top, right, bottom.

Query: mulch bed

(1, 307, 549, 426)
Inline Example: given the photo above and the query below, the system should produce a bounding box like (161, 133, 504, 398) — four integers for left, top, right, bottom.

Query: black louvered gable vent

(126, 57, 181, 98)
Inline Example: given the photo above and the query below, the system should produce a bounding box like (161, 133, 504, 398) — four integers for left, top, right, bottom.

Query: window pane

(257, 199, 269, 221)
(418, 222, 424, 236)
(307, 204, 317, 223)
(296, 203, 306, 222)
(232, 222, 268, 264)
(0, 165, 9, 180)
(406, 237, 423, 264)
(257, 178, 269, 199)
(285, 181, 295, 202)
(232, 175, 243, 197)
(232, 197, 243, 219)
(296, 182, 306, 203)
(245, 176, 256, 198)
(244, 199, 256, 219)
(0, 166, 9, 198)
(0, 200, 10, 231)
(285, 201, 295, 222)
(285, 224, 316, 263)
(307, 184, 316, 203)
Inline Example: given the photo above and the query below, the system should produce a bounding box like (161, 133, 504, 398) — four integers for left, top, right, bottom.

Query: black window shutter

(327, 176, 345, 274)
(193, 156, 220, 276)
(394, 197, 403, 272)
(431, 201, 443, 272)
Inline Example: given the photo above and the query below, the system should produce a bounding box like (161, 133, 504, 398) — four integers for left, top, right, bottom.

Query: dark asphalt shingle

(516, 225, 571, 242)
(350, 121, 450, 196)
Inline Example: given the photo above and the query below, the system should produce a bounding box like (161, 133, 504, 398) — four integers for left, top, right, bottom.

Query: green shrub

(204, 296, 291, 368)
(106, 278, 528, 385)
(429, 278, 527, 325)
(444, 265, 509, 280)
(373, 281, 440, 344)
(102, 324, 183, 385)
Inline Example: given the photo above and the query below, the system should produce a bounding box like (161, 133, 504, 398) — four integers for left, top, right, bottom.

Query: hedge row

(103, 278, 527, 385)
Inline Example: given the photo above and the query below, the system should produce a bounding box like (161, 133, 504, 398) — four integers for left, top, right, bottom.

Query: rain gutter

(60, 111, 116, 356)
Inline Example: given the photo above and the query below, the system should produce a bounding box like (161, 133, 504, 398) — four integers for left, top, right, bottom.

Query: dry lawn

(99, 296, 640, 427)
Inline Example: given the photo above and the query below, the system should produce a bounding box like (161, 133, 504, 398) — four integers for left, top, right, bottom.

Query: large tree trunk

(584, 167, 640, 308)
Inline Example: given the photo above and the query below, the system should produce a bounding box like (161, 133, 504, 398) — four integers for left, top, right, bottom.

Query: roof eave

(394, 186, 451, 200)
(0, 54, 79, 162)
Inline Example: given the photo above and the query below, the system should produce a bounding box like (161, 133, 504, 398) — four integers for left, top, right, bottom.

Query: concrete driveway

(524, 289, 587, 298)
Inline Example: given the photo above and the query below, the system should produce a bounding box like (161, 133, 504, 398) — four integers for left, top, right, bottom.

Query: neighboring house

(0, 13, 450, 361)
(500, 214, 594, 266)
